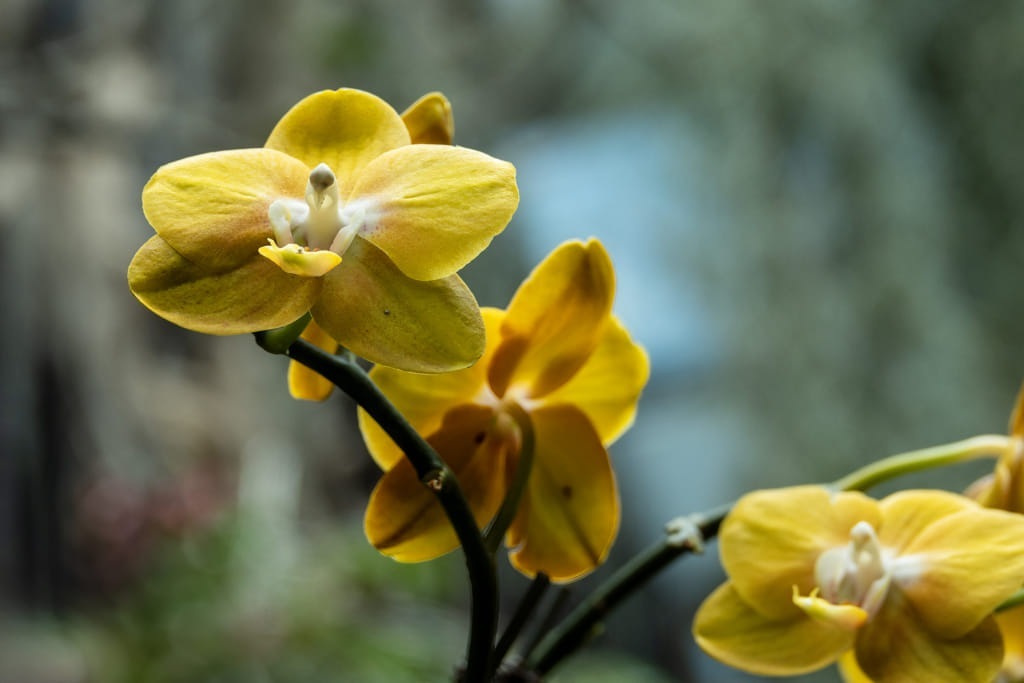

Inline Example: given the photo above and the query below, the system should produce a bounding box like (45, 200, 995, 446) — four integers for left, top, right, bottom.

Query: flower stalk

(273, 336, 498, 682)
(832, 434, 1011, 492)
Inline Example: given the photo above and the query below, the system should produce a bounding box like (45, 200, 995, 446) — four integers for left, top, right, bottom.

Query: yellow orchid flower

(693, 485, 1024, 682)
(287, 92, 458, 400)
(357, 239, 649, 582)
(128, 88, 518, 373)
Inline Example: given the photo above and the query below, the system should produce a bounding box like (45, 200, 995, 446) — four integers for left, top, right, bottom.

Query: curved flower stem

(492, 573, 550, 670)
(274, 337, 498, 683)
(831, 434, 1010, 492)
(525, 504, 731, 676)
(484, 403, 535, 555)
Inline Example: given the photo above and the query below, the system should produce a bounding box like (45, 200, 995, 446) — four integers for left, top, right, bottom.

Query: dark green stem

(276, 337, 498, 682)
(526, 504, 730, 677)
(492, 573, 551, 671)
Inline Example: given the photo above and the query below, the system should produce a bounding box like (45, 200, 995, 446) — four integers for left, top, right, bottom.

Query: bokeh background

(3, 1, 1024, 681)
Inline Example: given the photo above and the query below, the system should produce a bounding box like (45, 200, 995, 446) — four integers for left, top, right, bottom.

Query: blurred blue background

(2, 1, 1024, 681)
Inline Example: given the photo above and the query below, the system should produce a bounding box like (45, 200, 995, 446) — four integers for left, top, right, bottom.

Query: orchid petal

(359, 308, 503, 470)
(350, 144, 518, 281)
(896, 501, 1024, 638)
(401, 92, 455, 145)
(142, 149, 309, 270)
(875, 488, 973, 553)
(720, 486, 881, 619)
(506, 404, 617, 582)
(539, 315, 648, 445)
(311, 237, 485, 373)
(694, 582, 853, 676)
(128, 235, 319, 334)
(264, 89, 410, 199)
(364, 404, 510, 562)
(288, 319, 338, 401)
(489, 239, 615, 399)
(997, 604, 1024, 681)
(855, 589, 1003, 683)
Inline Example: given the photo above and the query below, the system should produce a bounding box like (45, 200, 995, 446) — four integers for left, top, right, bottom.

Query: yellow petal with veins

(288, 319, 338, 401)
(489, 239, 615, 399)
(694, 582, 854, 676)
(258, 240, 342, 277)
(506, 404, 617, 583)
(364, 404, 511, 562)
(855, 588, 1003, 682)
(312, 237, 485, 373)
(142, 148, 309, 270)
(128, 235, 320, 334)
(359, 308, 502, 470)
(896, 498, 1024, 639)
(539, 314, 648, 445)
(401, 92, 455, 145)
(265, 88, 410, 200)
(351, 144, 518, 282)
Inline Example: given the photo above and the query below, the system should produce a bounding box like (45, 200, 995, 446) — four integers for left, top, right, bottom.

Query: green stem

(491, 573, 550, 670)
(526, 504, 731, 676)
(277, 338, 498, 682)
(832, 434, 1010, 492)
(484, 404, 535, 555)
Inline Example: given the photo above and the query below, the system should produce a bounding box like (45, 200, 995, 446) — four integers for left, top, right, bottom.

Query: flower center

(259, 163, 366, 277)
(815, 521, 891, 618)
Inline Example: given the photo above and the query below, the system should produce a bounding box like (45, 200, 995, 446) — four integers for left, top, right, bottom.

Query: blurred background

(2, 0, 1024, 681)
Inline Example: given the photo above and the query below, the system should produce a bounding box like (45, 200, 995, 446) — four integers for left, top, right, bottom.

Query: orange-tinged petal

(694, 582, 853, 676)
(128, 235, 319, 334)
(489, 239, 615, 400)
(142, 148, 309, 270)
(311, 237, 485, 373)
(539, 315, 649, 445)
(351, 144, 519, 282)
(359, 308, 504, 470)
(876, 488, 973, 553)
(998, 604, 1024, 680)
(401, 92, 454, 145)
(288, 320, 338, 401)
(855, 588, 1003, 683)
(505, 404, 617, 582)
(364, 404, 511, 562)
(896, 501, 1024, 639)
(720, 486, 881, 620)
(264, 89, 410, 199)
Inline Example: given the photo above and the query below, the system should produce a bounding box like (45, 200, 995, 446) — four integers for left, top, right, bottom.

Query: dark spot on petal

(473, 432, 486, 444)
(383, 308, 391, 316)
(561, 485, 573, 500)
